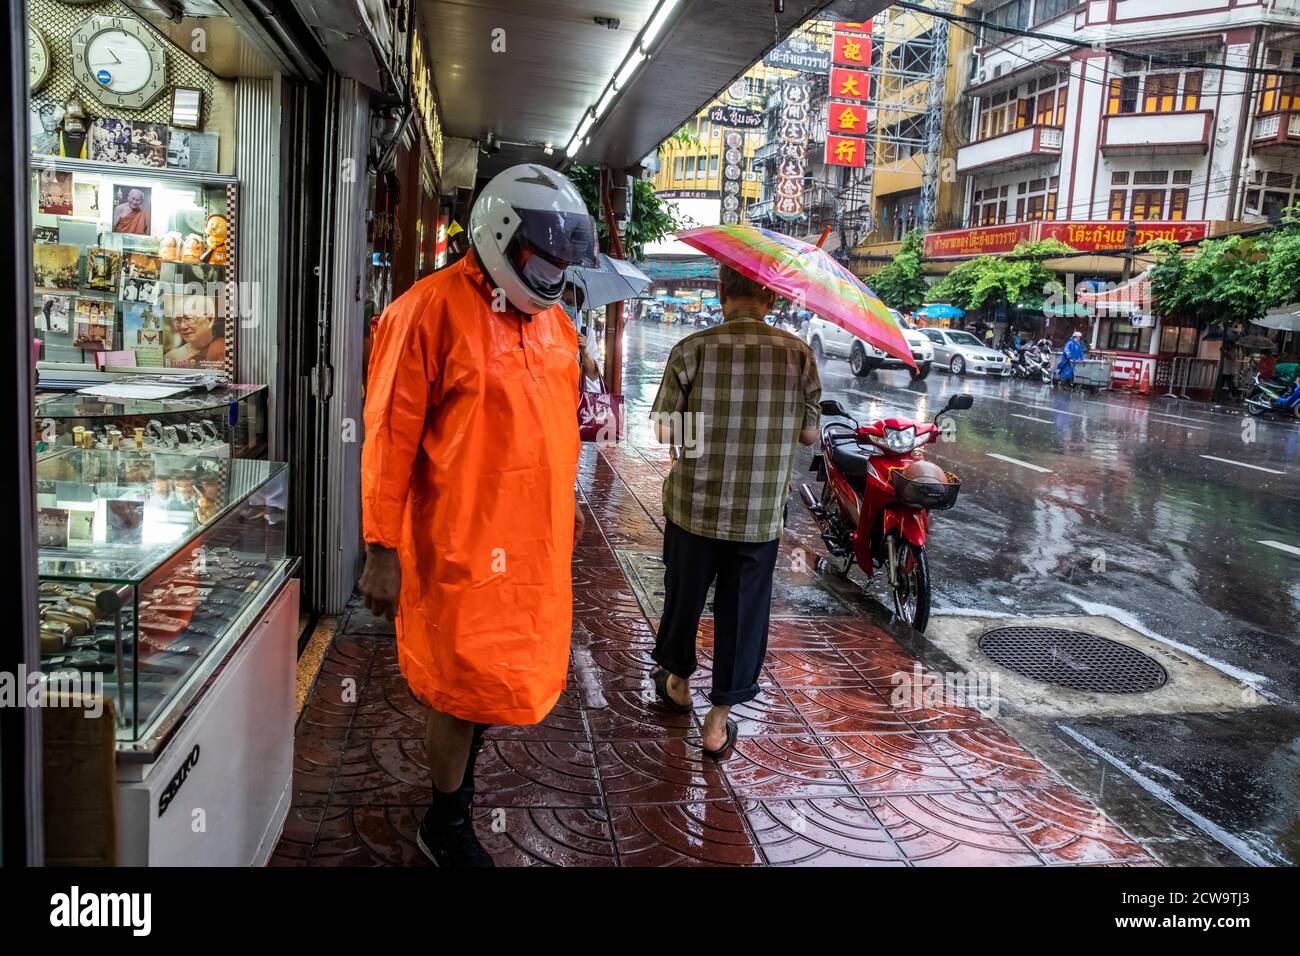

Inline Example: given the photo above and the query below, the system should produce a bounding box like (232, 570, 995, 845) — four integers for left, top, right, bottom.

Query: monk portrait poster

(112, 184, 152, 235)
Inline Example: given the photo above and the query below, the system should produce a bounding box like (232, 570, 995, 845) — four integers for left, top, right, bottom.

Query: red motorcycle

(799, 395, 972, 631)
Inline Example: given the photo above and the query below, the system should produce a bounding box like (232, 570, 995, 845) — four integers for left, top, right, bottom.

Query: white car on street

(919, 328, 1013, 377)
(803, 309, 935, 380)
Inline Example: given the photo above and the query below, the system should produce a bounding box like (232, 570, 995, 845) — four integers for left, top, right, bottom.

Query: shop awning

(1076, 272, 1155, 317)
(416, 0, 889, 176)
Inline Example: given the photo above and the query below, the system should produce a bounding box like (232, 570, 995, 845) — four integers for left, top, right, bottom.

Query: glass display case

(31, 159, 237, 377)
(35, 384, 268, 460)
(36, 448, 290, 750)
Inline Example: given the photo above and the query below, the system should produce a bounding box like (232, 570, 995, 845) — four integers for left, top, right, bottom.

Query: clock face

(28, 28, 49, 91)
(86, 30, 152, 94)
(71, 16, 167, 109)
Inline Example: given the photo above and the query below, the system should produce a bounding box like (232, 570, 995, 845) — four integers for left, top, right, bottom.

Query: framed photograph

(165, 296, 225, 370)
(171, 88, 203, 129)
(106, 500, 144, 545)
(88, 118, 131, 164)
(73, 181, 101, 218)
(37, 508, 69, 548)
(120, 276, 163, 307)
(84, 246, 121, 291)
(33, 243, 80, 290)
(126, 122, 168, 168)
(73, 298, 114, 350)
(121, 251, 162, 281)
(67, 510, 95, 543)
(33, 225, 59, 244)
(111, 184, 152, 235)
(35, 294, 72, 333)
(122, 301, 165, 367)
(37, 170, 73, 214)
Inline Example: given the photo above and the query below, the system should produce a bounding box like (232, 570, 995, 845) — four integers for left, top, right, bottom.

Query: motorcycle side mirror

(820, 399, 850, 418)
(945, 395, 974, 412)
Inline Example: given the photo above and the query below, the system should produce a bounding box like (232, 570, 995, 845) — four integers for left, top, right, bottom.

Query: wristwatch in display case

(35, 384, 268, 460)
(36, 448, 291, 750)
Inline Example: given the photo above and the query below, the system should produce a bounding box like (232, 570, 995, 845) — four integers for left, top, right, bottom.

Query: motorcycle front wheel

(887, 535, 931, 632)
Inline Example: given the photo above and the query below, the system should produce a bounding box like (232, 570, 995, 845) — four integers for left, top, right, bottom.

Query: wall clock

(70, 15, 168, 110)
(28, 26, 50, 92)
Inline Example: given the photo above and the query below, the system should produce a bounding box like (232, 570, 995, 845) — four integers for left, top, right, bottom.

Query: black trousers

(653, 520, 781, 706)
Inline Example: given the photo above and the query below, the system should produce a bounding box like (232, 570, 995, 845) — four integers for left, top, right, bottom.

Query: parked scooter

(1243, 373, 1300, 418)
(1020, 339, 1054, 384)
(800, 394, 973, 632)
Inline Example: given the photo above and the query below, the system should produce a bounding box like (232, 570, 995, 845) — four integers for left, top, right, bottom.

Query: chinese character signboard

(825, 22, 873, 175)
(828, 102, 869, 135)
(721, 130, 745, 225)
(829, 67, 871, 101)
(832, 32, 870, 68)
(825, 134, 866, 167)
(774, 80, 809, 221)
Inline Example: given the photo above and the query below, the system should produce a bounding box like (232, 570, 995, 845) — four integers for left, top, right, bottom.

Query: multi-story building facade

(927, 0, 1300, 366)
(948, 0, 1300, 236)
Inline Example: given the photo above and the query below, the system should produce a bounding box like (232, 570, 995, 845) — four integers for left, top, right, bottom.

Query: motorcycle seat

(830, 441, 874, 478)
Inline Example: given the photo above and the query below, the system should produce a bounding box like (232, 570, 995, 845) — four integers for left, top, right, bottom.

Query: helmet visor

(514, 208, 600, 268)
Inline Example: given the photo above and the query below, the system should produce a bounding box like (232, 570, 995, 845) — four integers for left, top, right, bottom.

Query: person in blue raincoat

(1057, 330, 1086, 383)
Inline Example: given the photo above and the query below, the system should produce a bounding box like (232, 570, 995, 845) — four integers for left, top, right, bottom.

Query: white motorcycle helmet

(469, 164, 599, 314)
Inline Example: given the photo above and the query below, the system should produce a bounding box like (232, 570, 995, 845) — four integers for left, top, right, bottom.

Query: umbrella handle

(816, 226, 831, 249)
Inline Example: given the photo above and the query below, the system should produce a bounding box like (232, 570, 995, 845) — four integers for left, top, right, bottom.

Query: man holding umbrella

(647, 263, 822, 758)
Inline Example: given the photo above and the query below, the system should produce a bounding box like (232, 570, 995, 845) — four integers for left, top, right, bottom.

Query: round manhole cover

(978, 626, 1168, 694)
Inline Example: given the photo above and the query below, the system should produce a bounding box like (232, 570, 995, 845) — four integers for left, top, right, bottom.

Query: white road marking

(1199, 454, 1285, 475)
(1150, 409, 1214, 425)
(1057, 726, 1274, 868)
(1011, 413, 1055, 424)
(1259, 539, 1300, 558)
(986, 452, 1052, 473)
(1148, 415, 1205, 430)
(1001, 397, 1085, 418)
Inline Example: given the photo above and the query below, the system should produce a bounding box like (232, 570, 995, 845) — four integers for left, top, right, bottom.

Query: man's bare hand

(359, 545, 402, 622)
(573, 503, 586, 541)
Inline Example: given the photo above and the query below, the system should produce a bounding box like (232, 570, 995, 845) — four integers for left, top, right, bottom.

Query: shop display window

(36, 451, 290, 749)
(35, 384, 268, 460)
(31, 159, 237, 376)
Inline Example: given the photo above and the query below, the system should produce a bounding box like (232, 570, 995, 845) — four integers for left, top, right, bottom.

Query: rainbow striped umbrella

(675, 224, 915, 370)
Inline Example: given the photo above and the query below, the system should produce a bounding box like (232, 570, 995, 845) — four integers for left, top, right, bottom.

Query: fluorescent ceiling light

(575, 113, 595, 142)
(615, 47, 646, 89)
(595, 84, 618, 118)
(640, 0, 682, 51)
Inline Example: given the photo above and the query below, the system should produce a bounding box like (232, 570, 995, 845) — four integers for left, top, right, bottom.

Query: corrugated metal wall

(235, 77, 286, 457)
(320, 76, 370, 613)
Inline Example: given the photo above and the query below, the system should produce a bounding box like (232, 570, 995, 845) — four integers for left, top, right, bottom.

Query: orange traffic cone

(1138, 362, 1151, 393)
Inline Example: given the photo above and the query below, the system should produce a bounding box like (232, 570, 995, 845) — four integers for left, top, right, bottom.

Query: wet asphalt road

(616, 319, 1300, 865)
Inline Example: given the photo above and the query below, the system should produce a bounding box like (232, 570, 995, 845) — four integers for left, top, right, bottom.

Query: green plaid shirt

(650, 306, 821, 542)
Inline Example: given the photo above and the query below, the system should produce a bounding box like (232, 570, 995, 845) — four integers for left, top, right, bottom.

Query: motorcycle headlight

(871, 425, 920, 453)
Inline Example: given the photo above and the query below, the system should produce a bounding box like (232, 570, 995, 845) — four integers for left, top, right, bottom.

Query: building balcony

(955, 124, 1063, 175)
(1252, 111, 1300, 152)
(1100, 111, 1212, 155)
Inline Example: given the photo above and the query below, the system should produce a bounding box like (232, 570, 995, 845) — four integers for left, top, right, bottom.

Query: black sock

(430, 783, 465, 827)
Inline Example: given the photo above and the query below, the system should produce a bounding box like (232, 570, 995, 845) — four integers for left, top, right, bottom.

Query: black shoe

(416, 807, 495, 867)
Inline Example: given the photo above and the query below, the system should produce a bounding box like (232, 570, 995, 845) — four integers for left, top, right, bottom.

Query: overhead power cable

(891, 0, 1300, 79)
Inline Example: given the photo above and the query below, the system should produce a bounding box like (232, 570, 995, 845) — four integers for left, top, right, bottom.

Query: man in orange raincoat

(359, 165, 598, 866)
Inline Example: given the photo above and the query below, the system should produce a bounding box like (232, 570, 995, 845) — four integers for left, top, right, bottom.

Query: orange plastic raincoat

(362, 252, 581, 725)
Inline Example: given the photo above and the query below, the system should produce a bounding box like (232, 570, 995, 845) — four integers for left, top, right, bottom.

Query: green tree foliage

(567, 165, 683, 261)
(1145, 234, 1271, 326)
(867, 230, 928, 310)
(927, 239, 1075, 313)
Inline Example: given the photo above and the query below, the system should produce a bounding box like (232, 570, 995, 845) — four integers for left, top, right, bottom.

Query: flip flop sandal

(702, 718, 739, 760)
(650, 666, 692, 714)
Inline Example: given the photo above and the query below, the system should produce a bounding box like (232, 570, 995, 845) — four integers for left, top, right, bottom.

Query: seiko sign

(158, 744, 200, 817)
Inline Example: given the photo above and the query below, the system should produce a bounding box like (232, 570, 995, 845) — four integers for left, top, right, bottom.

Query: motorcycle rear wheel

(888, 535, 931, 632)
